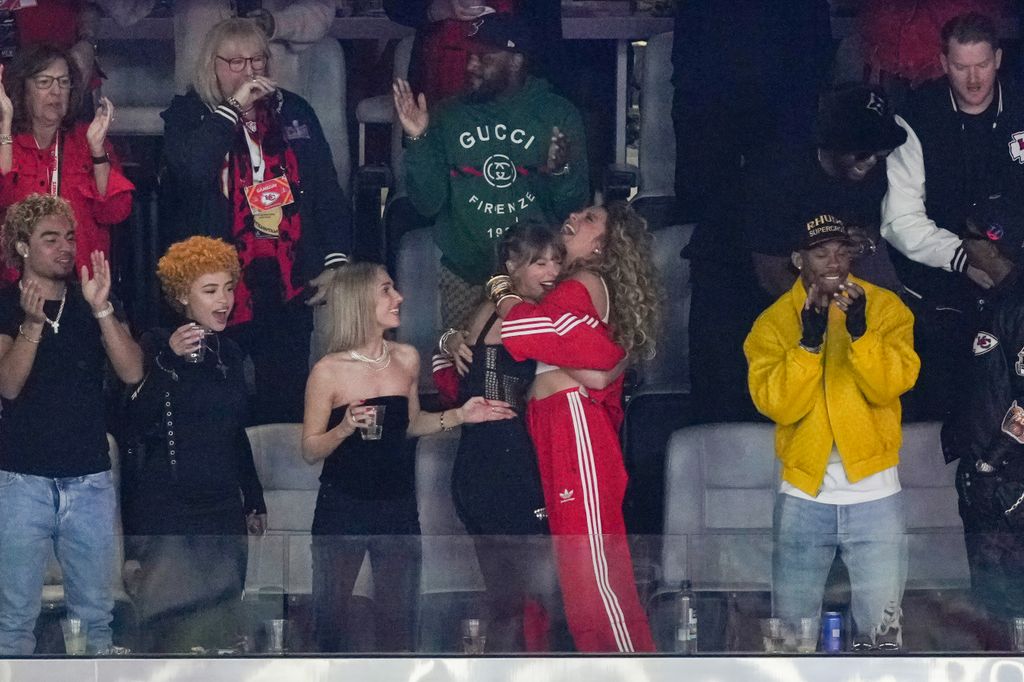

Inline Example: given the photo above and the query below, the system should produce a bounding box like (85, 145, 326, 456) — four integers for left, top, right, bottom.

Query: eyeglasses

(31, 75, 71, 91)
(217, 54, 269, 73)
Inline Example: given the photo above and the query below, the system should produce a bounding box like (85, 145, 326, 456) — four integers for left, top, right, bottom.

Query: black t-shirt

(745, 146, 888, 257)
(960, 98, 1000, 205)
(0, 283, 114, 477)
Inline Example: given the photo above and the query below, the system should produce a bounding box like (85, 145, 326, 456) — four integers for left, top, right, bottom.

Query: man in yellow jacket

(744, 213, 920, 650)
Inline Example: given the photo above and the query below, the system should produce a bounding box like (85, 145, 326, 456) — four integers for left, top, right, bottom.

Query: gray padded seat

(415, 429, 485, 650)
(637, 31, 675, 201)
(98, 40, 176, 136)
(660, 421, 970, 593)
(416, 428, 484, 597)
(245, 423, 373, 599)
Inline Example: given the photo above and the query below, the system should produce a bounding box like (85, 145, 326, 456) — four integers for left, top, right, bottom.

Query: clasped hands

(800, 281, 866, 351)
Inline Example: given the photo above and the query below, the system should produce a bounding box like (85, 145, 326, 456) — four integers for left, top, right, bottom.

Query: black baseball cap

(798, 213, 853, 251)
(465, 13, 535, 57)
(815, 85, 908, 153)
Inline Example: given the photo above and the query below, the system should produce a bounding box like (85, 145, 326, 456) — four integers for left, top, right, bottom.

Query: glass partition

(17, 530, 1015, 656)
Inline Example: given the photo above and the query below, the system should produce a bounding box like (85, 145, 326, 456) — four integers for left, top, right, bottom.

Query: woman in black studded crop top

(432, 224, 618, 651)
(301, 262, 515, 653)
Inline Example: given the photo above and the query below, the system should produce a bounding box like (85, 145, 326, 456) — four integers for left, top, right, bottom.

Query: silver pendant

(50, 321, 59, 335)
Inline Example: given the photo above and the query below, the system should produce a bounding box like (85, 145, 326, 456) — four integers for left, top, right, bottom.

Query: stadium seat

(244, 424, 374, 602)
(654, 421, 969, 650)
(414, 429, 485, 651)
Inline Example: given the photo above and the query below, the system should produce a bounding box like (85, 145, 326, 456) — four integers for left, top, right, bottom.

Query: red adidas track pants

(526, 388, 655, 653)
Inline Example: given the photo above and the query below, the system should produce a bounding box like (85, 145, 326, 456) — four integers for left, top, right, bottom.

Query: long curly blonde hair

(566, 202, 662, 359)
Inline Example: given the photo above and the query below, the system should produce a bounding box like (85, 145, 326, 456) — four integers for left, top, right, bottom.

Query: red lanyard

(40, 133, 60, 197)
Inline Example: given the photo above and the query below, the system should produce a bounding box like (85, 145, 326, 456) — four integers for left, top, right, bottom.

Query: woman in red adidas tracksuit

(494, 202, 661, 653)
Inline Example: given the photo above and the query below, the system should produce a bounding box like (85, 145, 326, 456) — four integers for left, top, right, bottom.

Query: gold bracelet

(18, 324, 40, 344)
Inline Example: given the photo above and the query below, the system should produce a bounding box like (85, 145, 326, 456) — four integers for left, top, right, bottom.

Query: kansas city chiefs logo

(973, 331, 999, 356)
(1009, 131, 1024, 164)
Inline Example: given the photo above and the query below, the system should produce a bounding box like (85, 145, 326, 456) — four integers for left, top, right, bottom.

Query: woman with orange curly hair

(120, 235, 267, 653)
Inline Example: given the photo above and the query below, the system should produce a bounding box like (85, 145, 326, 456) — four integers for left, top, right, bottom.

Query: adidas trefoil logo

(559, 489, 575, 503)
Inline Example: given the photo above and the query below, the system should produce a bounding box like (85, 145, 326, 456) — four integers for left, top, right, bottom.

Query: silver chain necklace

(19, 282, 66, 334)
(350, 340, 391, 371)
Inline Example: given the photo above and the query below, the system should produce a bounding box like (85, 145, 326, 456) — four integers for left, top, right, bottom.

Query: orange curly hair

(157, 236, 240, 313)
(1, 194, 76, 269)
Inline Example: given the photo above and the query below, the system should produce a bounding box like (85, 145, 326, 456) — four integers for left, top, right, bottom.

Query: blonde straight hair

(325, 263, 387, 354)
(192, 18, 271, 109)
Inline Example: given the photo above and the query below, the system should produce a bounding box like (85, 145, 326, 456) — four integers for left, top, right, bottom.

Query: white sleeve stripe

(214, 105, 238, 124)
(503, 320, 557, 331)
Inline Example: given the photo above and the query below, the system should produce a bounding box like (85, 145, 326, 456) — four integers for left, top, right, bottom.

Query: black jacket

(942, 281, 1024, 476)
(159, 89, 352, 287)
(121, 327, 266, 537)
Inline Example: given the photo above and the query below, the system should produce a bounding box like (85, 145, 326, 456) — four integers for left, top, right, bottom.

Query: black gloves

(800, 304, 828, 351)
(845, 292, 867, 340)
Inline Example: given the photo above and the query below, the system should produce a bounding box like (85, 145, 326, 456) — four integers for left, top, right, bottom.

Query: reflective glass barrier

(12, 530, 1024, 656)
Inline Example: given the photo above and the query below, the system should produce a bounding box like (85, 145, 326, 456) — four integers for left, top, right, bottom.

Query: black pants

(686, 258, 770, 423)
(311, 485, 421, 653)
(957, 458, 1024, 649)
(901, 299, 977, 422)
(226, 287, 312, 425)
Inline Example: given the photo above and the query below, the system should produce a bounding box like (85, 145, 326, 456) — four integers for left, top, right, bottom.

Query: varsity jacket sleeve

(942, 301, 1024, 467)
(532, 104, 590, 220)
(744, 309, 825, 426)
(160, 93, 239, 189)
(290, 96, 352, 268)
(881, 115, 967, 273)
(269, 1, 335, 49)
(501, 279, 624, 370)
(431, 353, 461, 409)
(846, 291, 920, 406)
(403, 120, 451, 219)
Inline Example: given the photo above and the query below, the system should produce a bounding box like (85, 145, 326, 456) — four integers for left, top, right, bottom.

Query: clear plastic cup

(61, 617, 87, 655)
(359, 404, 386, 441)
(461, 618, 487, 654)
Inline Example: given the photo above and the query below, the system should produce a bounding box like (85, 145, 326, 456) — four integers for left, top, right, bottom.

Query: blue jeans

(0, 469, 115, 654)
(772, 492, 907, 642)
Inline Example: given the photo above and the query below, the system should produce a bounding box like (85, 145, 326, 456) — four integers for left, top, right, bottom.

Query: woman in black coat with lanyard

(159, 16, 352, 424)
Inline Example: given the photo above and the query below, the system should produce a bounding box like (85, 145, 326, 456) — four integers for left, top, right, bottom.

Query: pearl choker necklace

(350, 340, 391, 370)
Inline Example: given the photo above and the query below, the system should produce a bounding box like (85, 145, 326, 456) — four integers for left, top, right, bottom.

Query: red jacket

(501, 279, 627, 429)
(0, 123, 134, 282)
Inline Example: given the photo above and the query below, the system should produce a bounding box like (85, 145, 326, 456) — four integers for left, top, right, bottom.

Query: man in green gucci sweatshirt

(393, 13, 590, 328)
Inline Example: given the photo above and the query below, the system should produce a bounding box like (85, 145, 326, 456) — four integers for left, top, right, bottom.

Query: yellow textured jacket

(743, 276, 920, 496)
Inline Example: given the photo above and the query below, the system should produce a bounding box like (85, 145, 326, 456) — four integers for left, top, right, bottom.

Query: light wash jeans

(772, 491, 907, 643)
(0, 469, 115, 654)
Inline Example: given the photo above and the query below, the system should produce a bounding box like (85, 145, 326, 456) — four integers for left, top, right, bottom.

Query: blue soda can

(821, 611, 843, 653)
